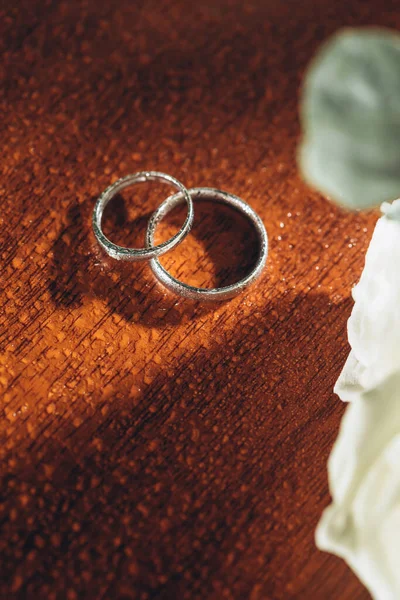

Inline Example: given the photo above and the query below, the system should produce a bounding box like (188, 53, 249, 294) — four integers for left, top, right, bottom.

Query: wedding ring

(146, 187, 268, 301)
(92, 171, 194, 261)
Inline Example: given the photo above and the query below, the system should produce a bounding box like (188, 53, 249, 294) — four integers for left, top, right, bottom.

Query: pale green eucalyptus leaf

(299, 28, 400, 209)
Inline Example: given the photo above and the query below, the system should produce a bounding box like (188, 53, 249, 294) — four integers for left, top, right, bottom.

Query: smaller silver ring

(92, 171, 194, 261)
(146, 187, 268, 301)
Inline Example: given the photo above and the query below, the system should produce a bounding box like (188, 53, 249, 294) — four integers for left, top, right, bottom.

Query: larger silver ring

(92, 171, 194, 261)
(146, 187, 268, 301)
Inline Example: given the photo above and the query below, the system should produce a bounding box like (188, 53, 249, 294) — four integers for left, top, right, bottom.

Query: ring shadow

(47, 194, 262, 328)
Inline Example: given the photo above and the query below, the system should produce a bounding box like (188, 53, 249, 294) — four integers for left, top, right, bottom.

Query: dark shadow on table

(0, 288, 367, 600)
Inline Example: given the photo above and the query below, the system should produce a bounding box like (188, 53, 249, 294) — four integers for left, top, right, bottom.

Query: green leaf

(299, 28, 400, 209)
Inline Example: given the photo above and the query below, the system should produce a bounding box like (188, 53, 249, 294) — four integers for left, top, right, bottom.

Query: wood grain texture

(0, 0, 397, 598)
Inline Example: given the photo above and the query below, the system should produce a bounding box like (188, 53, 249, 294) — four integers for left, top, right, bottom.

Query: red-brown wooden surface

(0, 1, 394, 598)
